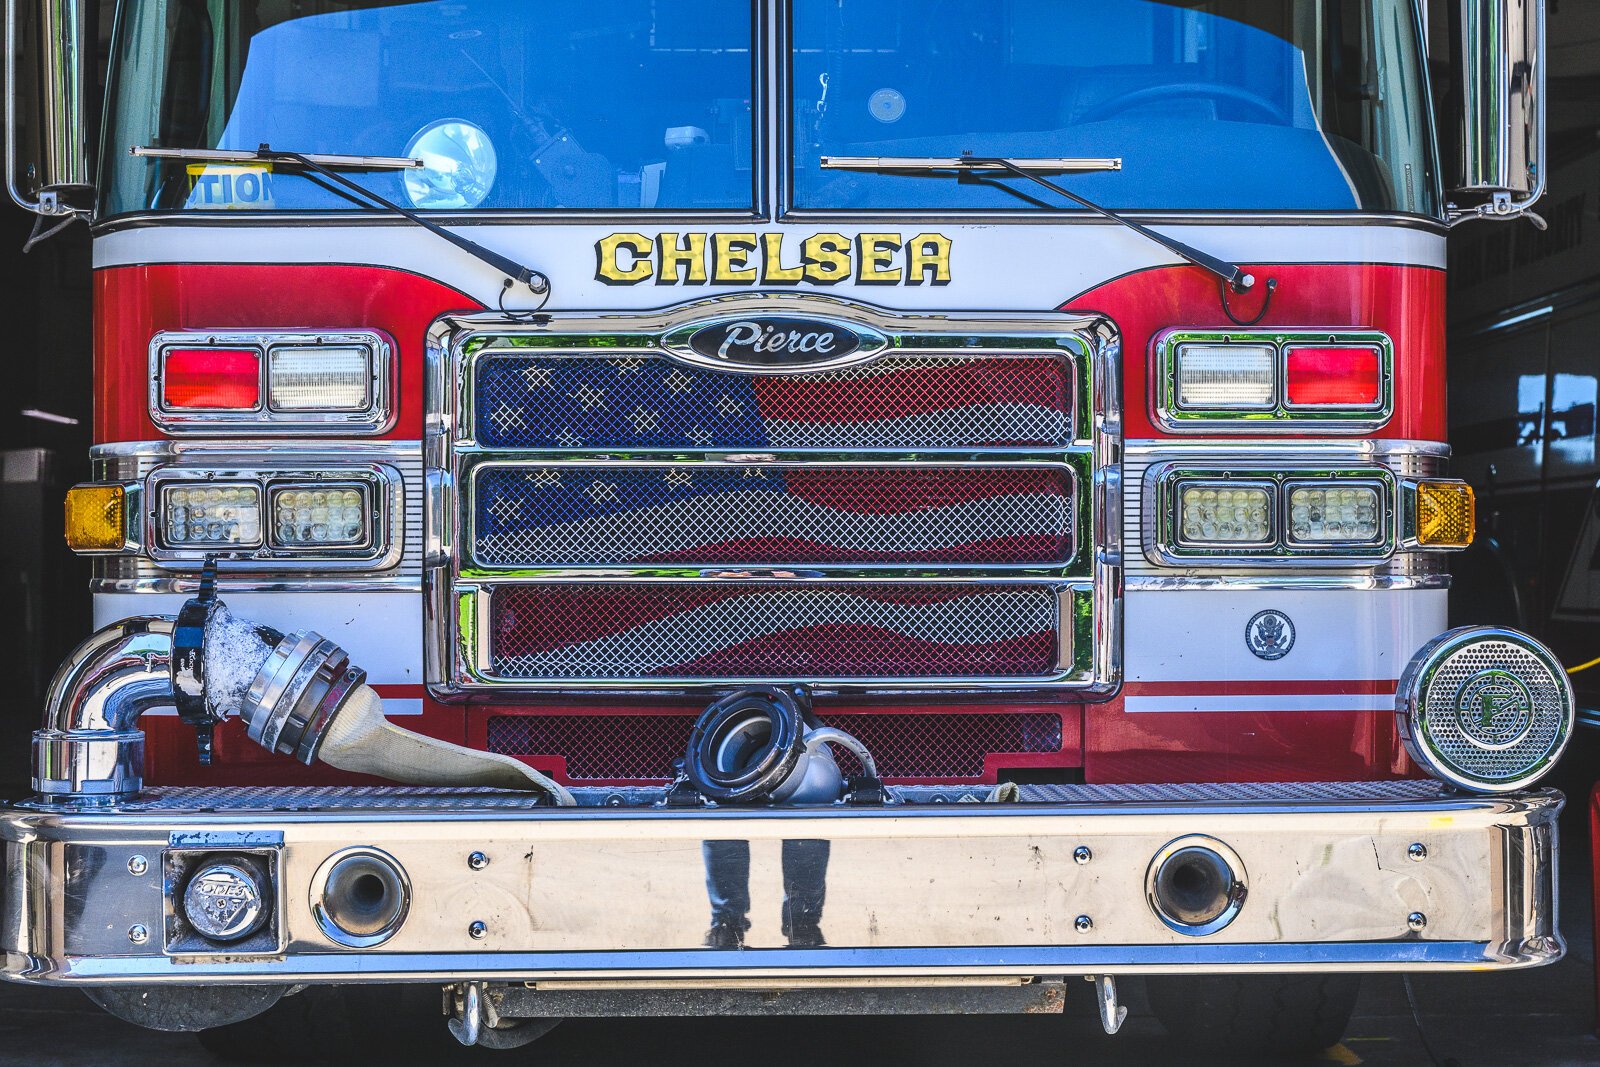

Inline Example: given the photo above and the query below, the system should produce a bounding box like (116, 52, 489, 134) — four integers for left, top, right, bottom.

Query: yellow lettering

(712, 232, 759, 284)
(855, 233, 903, 285)
(760, 233, 806, 285)
(595, 233, 654, 285)
(655, 232, 708, 285)
(802, 232, 852, 285)
(906, 233, 952, 286)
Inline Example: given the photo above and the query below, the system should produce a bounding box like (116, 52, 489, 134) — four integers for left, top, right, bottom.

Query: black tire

(196, 985, 536, 1064)
(1146, 973, 1360, 1056)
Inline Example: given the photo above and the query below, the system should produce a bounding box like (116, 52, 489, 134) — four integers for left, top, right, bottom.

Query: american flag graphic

(469, 350, 1071, 682)
(489, 584, 1062, 680)
(473, 464, 1075, 567)
(471, 353, 1072, 450)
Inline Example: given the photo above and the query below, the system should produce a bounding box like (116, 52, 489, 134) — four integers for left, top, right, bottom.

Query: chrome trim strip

(0, 786, 1560, 983)
(148, 330, 395, 436)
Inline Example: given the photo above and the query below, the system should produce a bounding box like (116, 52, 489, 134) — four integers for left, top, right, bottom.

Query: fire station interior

(0, 1, 1595, 1064)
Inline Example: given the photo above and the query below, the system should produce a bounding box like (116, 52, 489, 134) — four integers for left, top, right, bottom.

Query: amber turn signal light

(1409, 480, 1475, 549)
(64, 484, 129, 553)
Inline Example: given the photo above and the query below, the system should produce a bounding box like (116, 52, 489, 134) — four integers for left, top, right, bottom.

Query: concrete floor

(0, 829, 1592, 1066)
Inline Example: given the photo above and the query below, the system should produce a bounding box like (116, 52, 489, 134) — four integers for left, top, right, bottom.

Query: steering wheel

(1078, 82, 1289, 126)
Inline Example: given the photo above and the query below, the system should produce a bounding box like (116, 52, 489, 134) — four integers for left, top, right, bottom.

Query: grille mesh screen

(472, 353, 1072, 449)
(489, 583, 1061, 680)
(473, 465, 1074, 566)
(485, 711, 1065, 781)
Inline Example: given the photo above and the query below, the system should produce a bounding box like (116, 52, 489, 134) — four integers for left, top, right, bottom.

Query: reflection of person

(702, 839, 831, 949)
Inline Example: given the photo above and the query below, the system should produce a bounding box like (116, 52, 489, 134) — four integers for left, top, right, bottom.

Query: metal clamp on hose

(241, 630, 366, 765)
(680, 687, 885, 806)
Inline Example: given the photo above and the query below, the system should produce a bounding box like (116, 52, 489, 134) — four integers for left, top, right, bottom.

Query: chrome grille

(471, 353, 1072, 449)
(488, 583, 1061, 680)
(471, 464, 1074, 567)
(436, 298, 1114, 697)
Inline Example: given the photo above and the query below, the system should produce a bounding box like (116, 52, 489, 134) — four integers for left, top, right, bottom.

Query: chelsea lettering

(595, 231, 953, 287)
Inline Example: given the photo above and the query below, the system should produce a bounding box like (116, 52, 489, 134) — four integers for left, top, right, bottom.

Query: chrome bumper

(0, 782, 1561, 985)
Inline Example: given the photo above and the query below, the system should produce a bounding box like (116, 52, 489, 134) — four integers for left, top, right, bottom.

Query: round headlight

(402, 120, 497, 210)
(1397, 626, 1574, 793)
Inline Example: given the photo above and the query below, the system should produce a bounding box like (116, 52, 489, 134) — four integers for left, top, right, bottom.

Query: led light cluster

(1157, 330, 1392, 430)
(1160, 468, 1393, 562)
(148, 470, 385, 561)
(1178, 485, 1272, 544)
(271, 486, 368, 547)
(162, 484, 263, 547)
(1287, 485, 1381, 544)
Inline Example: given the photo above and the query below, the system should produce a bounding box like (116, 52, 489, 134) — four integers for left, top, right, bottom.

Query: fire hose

(32, 574, 573, 806)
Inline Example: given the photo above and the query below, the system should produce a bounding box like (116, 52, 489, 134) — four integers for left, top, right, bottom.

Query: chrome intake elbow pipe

(33, 617, 178, 802)
(32, 589, 574, 806)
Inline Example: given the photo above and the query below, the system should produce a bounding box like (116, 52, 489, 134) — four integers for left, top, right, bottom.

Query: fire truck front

(3, 0, 1569, 1053)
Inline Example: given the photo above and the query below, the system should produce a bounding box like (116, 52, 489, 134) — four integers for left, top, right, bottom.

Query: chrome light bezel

(149, 330, 395, 435)
(144, 464, 402, 571)
(1147, 463, 1397, 566)
(1397, 626, 1575, 794)
(1154, 328, 1394, 433)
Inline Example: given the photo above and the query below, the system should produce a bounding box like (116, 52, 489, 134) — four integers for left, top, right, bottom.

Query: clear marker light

(270, 485, 369, 547)
(1174, 344, 1276, 409)
(1178, 484, 1273, 544)
(1288, 485, 1381, 543)
(267, 346, 372, 412)
(162, 484, 262, 547)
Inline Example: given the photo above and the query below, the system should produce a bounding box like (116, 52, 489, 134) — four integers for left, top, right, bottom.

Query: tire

(195, 985, 525, 1064)
(1146, 973, 1361, 1056)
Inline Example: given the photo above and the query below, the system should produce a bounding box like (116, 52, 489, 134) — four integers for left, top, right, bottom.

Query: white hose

(318, 686, 576, 806)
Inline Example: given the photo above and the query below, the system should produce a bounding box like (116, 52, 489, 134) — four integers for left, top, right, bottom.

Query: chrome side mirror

(1448, 0, 1545, 226)
(5, 0, 92, 217)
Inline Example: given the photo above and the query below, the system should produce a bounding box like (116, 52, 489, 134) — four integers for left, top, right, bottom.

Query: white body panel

(93, 221, 1444, 310)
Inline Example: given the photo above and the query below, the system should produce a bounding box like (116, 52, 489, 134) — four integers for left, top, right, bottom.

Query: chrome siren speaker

(1398, 627, 1574, 793)
(682, 687, 880, 805)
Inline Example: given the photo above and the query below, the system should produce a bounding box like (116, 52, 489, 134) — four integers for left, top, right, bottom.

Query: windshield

(101, 0, 757, 216)
(790, 0, 1438, 215)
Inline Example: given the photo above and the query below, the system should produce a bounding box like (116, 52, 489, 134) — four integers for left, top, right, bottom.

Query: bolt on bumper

(0, 782, 1561, 986)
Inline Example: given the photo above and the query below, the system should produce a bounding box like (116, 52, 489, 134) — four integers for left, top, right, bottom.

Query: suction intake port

(312, 847, 410, 947)
(1146, 836, 1247, 936)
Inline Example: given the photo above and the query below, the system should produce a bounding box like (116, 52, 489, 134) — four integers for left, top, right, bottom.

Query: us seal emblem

(1245, 610, 1295, 661)
(1454, 669, 1534, 749)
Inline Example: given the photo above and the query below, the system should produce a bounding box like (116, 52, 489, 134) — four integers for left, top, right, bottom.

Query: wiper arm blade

(132, 144, 549, 299)
(822, 153, 1254, 293)
(821, 155, 1121, 173)
(132, 146, 422, 170)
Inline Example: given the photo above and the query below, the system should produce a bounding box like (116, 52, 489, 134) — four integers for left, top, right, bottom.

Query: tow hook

(446, 983, 559, 1049)
(1092, 975, 1127, 1035)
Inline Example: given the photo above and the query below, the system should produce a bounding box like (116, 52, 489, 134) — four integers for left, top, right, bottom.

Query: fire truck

(0, 0, 1573, 1055)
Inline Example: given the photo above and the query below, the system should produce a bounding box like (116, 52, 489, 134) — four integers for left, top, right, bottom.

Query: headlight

(269, 483, 372, 549)
(161, 484, 264, 548)
(1285, 483, 1382, 545)
(403, 119, 497, 210)
(1398, 627, 1573, 793)
(1176, 483, 1273, 545)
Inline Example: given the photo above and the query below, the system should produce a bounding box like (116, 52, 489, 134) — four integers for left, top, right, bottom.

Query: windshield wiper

(821, 154, 1256, 292)
(132, 144, 550, 299)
